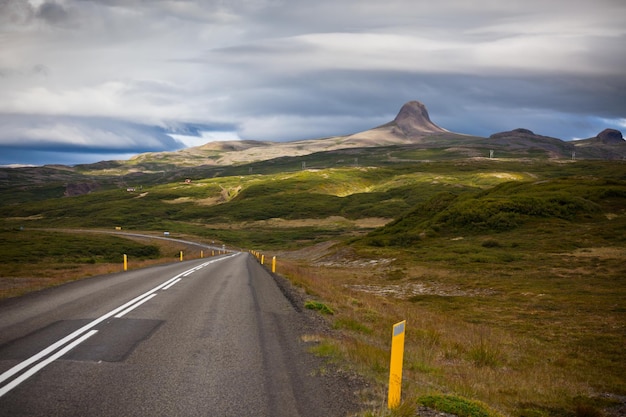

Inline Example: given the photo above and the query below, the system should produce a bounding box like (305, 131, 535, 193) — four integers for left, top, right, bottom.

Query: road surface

(0, 252, 359, 416)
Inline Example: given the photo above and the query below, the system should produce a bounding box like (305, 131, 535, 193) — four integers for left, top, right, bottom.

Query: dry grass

(272, 245, 625, 417)
(0, 233, 218, 300)
(0, 258, 167, 299)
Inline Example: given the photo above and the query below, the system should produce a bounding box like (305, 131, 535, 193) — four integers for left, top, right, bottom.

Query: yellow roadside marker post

(388, 320, 406, 409)
(123, 254, 128, 271)
(272, 256, 276, 273)
(261, 254, 265, 265)
(180, 251, 183, 261)
(201, 250, 204, 258)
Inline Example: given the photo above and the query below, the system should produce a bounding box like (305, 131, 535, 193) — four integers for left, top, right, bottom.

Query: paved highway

(0, 252, 356, 416)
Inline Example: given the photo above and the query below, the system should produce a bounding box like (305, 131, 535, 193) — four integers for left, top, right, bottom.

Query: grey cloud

(0, 114, 183, 151)
(36, 1, 70, 25)
(0, 0, 34, 26)
(0, 0, 624, 165)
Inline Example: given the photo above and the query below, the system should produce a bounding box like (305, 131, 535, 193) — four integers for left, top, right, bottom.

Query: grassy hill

(1, 144, 625, 417)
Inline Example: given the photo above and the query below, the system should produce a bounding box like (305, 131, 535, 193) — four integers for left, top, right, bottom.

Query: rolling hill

(1, 101, 625, 417)
(2, 100, 624, 203)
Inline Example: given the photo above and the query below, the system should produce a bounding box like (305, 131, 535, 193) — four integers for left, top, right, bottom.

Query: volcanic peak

(391, 100, 445, 136)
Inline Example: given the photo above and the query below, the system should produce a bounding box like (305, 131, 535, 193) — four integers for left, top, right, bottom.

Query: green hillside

(1, 147, 625, 417)
(361, 176, 626, 248)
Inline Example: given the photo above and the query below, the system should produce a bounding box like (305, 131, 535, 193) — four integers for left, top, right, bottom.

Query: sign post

(388, 320, 406, 409)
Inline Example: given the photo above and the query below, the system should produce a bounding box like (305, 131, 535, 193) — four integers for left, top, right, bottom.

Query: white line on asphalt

(161, 278, 182, 291)
(114, 294, 158, 318)
(0, 253, 238, 397)
(0, 330, 99, 398)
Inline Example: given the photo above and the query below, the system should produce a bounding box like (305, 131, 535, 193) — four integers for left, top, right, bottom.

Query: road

(0, 252, 358, 416)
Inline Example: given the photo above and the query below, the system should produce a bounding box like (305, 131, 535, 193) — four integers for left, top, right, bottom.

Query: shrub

(481, 238, 502, 248)
(305, 300, 334, 315)
(417, 395, 504, 417)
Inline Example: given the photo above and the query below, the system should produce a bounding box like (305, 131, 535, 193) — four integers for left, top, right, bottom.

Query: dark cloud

(0, 114, 183, 152)
(0, 0, 624, 164)
(36, 1, 70, 25)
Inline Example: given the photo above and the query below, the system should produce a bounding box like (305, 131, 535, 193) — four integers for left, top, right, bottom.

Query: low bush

(417, 395, 505, 417)
(304, 300, 334, 315)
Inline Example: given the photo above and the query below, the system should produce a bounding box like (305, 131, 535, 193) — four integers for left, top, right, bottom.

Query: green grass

(0, 229, 159, 265)
(1, 153, 625, 417)
(305, 300, 335, 315)
(360, 176, 626, 247)
(417, 395, 505, 417)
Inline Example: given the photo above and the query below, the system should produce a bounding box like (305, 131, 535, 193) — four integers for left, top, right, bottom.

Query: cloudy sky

(1, 0, 625, 166)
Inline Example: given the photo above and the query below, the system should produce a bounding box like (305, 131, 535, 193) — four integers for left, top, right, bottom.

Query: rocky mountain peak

(597, 129, 624, 144)
(392, 101, 445, 136)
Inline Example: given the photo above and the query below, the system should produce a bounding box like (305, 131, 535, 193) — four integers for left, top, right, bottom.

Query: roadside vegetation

(0, 230, 209, 299)
(0, 154, 625, 417)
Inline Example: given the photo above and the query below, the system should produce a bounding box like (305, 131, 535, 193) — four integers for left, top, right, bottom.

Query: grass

(1, 157, 625, 416)
(274, 222, 626, 417)
(305, 300, 335, 315)
(0, 229, 218, 299)
(417, 395, 505, 417)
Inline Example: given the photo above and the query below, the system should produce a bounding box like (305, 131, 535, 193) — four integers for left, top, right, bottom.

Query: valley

(0, 101, 625, 417)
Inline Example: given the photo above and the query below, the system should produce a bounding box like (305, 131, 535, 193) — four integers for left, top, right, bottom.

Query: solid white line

(161, 278, 181, 290)
(0, 254, 238, 389)
(0, 277, 180, 385)
(0, 287, 163, 385)
(0, 330, 98, 398)
(114, 294, 158, 318)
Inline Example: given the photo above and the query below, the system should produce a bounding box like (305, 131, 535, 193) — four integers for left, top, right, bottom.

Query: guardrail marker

(388, 320, 406, 409)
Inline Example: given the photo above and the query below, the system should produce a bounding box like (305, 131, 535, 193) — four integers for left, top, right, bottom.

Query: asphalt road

(0, 252, 357, 416)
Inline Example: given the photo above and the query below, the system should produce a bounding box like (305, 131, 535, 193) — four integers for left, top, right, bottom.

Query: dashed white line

(0, 253, 238, 398)
(114, 294, 158, 318)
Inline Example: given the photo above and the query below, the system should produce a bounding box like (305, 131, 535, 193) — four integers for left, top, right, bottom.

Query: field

(0, 155, 625, 417)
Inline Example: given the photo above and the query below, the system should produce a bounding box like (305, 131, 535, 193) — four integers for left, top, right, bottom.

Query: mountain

(128, 100, 450, 168)
(127, 101, 623, 168)
(388, 100, 447, 136)
(487, 128, 575, 158)
(2, 101, 624, 198)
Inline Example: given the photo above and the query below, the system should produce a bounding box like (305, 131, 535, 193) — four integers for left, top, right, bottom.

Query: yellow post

(201, 250, 204, 258)
(180, 251, 183, 261)
(388, 320, 406, 409)
(261, 254, 265, 265)
(272, 256, 276, 273)
(123, 254, 128, 271)
(212, 250, 215, 256)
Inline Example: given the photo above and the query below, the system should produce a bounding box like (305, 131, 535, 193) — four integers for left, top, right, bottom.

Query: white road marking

(0, 253, 238, 398)
(161, 278, 182, 290)
(0, 330, 99, 398)
(114, 294, 158, 318)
